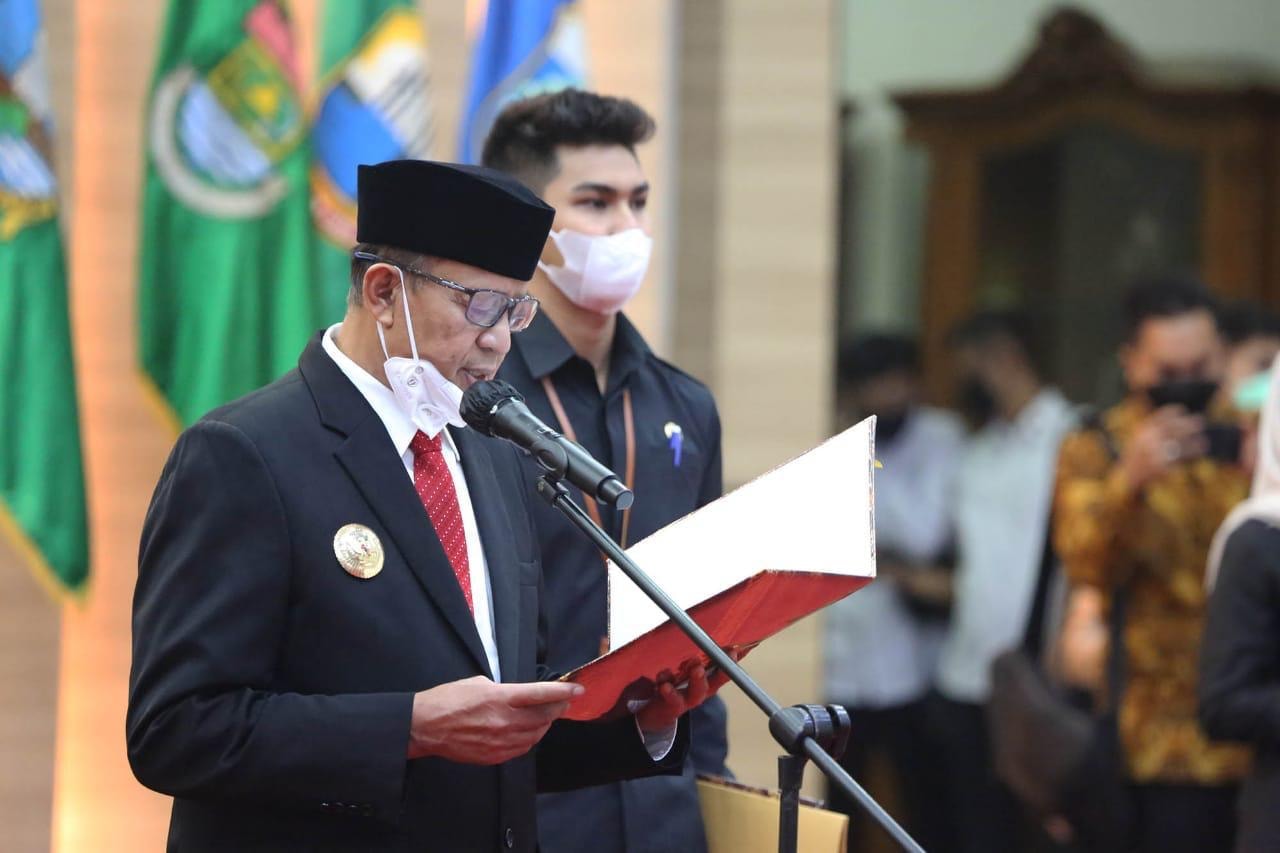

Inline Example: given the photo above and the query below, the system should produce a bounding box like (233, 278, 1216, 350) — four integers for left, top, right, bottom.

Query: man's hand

(1121, 405, 1206, 490)
(408, 676, 584, 763)
(635, 660, 733, 735)
(1056, 586, 1108, 691)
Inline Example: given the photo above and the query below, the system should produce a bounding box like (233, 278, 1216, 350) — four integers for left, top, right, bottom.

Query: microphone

(461, 380, 634, 510)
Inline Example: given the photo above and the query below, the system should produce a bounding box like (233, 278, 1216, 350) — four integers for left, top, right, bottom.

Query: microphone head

(460, 379, 525, 435)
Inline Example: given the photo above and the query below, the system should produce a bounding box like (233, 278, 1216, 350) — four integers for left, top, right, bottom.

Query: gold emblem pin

(334, 524, 384, 579)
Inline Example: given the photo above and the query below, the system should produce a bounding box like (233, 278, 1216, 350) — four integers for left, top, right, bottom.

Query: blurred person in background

(1053, 276, 1251, 853)
(1201, 354, 1280, 853)
(933, 311, 1078, 853)
(1218, 300, 1280, 403)
(483, 89, 729, 853)
(822, 332, 962, 852)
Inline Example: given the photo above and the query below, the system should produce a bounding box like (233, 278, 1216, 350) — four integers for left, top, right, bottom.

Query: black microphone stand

(528, 440, 924, 853)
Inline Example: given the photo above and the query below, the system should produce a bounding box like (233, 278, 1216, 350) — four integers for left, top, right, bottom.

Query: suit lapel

(300, 335, 492, 677)
(452, 427, 521, 683)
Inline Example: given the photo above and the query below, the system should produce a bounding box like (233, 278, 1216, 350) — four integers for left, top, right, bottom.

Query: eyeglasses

(352, 251, 539, 332)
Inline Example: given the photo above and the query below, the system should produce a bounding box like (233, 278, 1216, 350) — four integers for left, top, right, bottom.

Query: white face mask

(538, 227, 653, 314)
(376, 268, 466, 436)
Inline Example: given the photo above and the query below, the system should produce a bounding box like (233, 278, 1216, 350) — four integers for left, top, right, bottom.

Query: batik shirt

(1053, 397, 1251, 783)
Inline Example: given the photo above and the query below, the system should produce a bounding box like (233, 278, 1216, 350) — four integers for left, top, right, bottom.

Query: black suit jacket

(127, 334, 686, 852)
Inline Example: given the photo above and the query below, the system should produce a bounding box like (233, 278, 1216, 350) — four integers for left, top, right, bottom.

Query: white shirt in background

(935, 388, 1078, 704)
(824, 407, 966, 708)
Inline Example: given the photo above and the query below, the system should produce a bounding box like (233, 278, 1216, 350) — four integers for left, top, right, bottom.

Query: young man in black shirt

(484, 89, 729, 853)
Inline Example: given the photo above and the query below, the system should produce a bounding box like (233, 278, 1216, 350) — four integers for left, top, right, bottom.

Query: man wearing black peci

(126, 159, 727, 852)
(484, 90, 730, 853)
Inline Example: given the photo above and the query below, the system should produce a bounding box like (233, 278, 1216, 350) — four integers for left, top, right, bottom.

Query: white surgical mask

(538, 227, 652, 314)
(376, 268, 466, 436)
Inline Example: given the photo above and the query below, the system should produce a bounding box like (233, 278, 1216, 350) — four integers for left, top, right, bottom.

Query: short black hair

(1217, 299, 1280, 346)
(1122, 274, 1218, 342)
(837, 333, 919, 387)
(480, 89, 656, 191)
(949, 309, 1034, 353)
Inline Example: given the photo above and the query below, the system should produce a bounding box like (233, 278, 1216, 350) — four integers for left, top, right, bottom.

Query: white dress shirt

(323, 324, 503, 682)
(823, 407, 965, 707)
(935, 388, 1078, 704)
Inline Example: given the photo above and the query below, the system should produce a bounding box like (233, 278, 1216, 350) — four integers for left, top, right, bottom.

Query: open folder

(560, 418, 877, 721)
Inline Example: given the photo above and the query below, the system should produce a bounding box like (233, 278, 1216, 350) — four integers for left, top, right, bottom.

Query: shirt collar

(513, 311, 576, 380)
(608, 314, 651, 389)
(321, 324, 461, 462)
(513, 311, 651, 391)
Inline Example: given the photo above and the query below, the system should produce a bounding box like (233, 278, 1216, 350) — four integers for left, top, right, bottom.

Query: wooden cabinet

(891, 8, 1280, 402)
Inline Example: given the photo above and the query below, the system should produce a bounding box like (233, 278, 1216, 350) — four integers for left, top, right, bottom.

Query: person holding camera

(1052, 276, 1252, 853)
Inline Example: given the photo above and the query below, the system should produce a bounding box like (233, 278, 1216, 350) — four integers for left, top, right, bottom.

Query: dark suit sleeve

(1199, 520, 1280, 748)
(696, 400, 724, 511)
(127, 421, 413, 817)
(536, 716, 690, 792)
(690, 400, 731, 776)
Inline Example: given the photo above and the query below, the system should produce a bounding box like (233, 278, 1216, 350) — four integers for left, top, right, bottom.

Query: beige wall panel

(54, 2, 174, 849)
(419, 0, 466, 153)
(580, 0, 672, 351)
(697, 0, 839, 797)
(0, 551, 61, 853)
(671, 0, 724, 386)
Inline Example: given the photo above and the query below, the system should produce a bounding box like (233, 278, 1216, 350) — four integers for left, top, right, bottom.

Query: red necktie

(410, 430, 473, 614)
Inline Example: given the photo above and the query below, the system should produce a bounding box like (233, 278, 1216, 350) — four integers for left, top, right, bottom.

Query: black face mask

(875, 409, 911, 445)
(1145, 378, 1218, 413)
(958, 378, 997, 426)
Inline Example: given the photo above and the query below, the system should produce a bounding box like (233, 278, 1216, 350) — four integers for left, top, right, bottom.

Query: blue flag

(458, 0, 587, 164)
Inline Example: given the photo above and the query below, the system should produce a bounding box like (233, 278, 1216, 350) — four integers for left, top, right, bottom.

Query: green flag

(311, 0, 434, 318)
(0, 0, 89, 596)
(139, 0, 321, 428)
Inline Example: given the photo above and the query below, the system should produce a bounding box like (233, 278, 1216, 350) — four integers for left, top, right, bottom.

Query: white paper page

(607, 417, 877, 649)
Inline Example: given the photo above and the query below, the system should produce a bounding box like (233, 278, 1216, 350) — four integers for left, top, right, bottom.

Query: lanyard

(539, 377, 636, 550)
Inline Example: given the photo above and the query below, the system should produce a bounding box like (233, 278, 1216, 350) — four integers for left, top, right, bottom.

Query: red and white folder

(561, 418, 878, 720)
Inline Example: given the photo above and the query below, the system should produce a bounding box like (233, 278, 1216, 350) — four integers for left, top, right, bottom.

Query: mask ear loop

(373, 265, 420, 365)
(536, 228, 564, 278)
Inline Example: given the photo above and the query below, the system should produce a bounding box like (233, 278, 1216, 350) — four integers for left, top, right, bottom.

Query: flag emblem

(149, 0, 304, 219)
(311, 7, 433, 247)
(0, 10, 57, 240)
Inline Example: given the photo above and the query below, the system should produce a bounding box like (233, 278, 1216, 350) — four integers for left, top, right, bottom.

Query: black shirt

(498, 311, 729, 853)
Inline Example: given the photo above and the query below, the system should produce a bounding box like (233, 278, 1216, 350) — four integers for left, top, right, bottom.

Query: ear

(362, 264, 402, 330)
